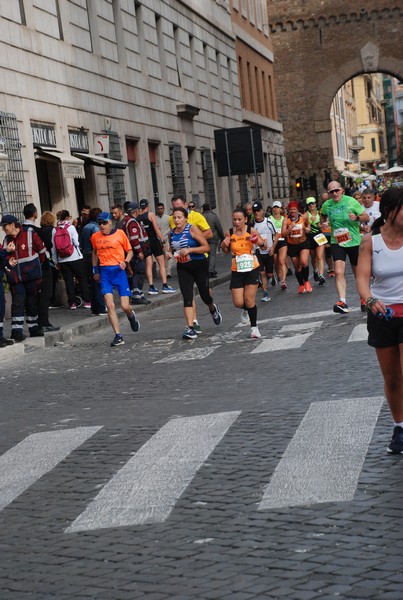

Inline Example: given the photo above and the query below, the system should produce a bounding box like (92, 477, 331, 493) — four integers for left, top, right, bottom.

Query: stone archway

(266, 2, 403, 192)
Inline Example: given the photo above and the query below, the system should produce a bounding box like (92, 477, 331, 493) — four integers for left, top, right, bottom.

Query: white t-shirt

(253, 218, 277, 254)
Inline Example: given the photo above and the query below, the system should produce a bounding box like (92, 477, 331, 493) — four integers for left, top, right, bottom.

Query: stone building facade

(0, 0, 287, 228)
(266, 0, 403, 195)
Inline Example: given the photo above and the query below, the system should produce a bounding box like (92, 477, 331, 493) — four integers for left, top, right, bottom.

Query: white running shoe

(251, 326, 261, 339)
(240, 310, 249, 324)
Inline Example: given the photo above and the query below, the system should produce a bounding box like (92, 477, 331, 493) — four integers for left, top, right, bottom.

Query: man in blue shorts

(91, 212, 140, 346)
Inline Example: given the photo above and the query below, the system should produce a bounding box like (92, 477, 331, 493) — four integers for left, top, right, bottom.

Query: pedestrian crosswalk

(153, 310, 368, 363)
(0, 398, 384, 533)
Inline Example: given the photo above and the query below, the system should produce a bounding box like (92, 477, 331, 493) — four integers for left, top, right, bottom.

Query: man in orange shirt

(91, 212, 140, 347)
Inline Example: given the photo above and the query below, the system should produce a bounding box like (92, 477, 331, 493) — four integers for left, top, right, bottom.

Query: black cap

(139, 199, 149, 209)
(127, 202, 139, 212)
(0, 214, 18, 226)
(252, 201, 263, 212)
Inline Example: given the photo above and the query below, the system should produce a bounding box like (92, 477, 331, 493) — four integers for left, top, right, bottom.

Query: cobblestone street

(1, 270, 402, 600)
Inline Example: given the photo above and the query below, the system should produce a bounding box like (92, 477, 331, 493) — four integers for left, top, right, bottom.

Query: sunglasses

(98, 220, 109, 225)
(188, 204, 195, 209)
(328, 189, 342, 194)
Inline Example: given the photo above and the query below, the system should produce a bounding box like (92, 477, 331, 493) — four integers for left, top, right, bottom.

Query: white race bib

(235, 254, 255, 273)
(313, 233, 328, 246)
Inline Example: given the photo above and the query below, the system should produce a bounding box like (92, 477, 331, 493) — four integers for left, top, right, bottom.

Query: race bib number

(174, 250, 190, 263)
(290, 224, 303, 239)
(313, 233, 328, 246)
(236, 254, 254, 272)
(334, 228, 352, 246)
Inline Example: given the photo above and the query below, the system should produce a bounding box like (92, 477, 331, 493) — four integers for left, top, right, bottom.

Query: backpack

(54, 223, 75, 258)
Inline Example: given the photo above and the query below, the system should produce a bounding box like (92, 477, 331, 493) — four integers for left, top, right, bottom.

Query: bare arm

(356, 234, 385, 315)
(221, 230, 231, 254)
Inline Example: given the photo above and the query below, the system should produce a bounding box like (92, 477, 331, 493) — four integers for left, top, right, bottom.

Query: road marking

(258, 396, 383, 510)
(155, 346, 216, 363)
(66, 411, 241, 532)
(0, 426, 102, 511)
(348, 323, 367, 343)
(251, 321, 323, 354)
(237, 307, 360, 327)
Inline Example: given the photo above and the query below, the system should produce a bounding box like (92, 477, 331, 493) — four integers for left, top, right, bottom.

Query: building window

(55, 0, 64, 40)
(169, 143, 186, 197)
(173, 25, 182, 88)
(155, 14, 166, 79)
(371, 137, 376, 153)
(247, 61, 254, 111)
(201, 148, 216, 207)
(126, 140, 139, 202)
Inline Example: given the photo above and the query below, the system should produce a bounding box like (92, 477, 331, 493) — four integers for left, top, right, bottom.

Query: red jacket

(123, 215, 148, 253)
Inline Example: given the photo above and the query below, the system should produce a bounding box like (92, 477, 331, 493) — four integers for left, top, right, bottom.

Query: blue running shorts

(100, 265, 131, 297)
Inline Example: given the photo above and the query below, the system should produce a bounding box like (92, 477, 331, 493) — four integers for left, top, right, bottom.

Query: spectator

(74, 205, 91, 234)
(0, 240, 16, 347)
(111, 204, 125, 230)
(202, 202, 225, 278)
(155, 202, 173, 278)
(51, 209, 91, 310)
(81, 207, 107, 316)
(1, 214, 46, 340)
(38, 211, 60, 332)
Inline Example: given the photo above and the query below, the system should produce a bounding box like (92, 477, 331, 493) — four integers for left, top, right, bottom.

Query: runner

(321, 181, 369, 313)
(356, 187, 403, 453)
(167, 207, 222, 340)
(281, 201, 312, 294)
(305, 197, 326, 286)
(221, 207, 266, 339)
(252, 201, 278, 302)
(269, 201, 288, 290)
(91, 212, 140, 347)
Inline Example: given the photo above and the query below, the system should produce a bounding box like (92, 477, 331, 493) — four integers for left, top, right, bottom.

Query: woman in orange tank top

(221, 207, 266, 339)
(281, 201, 312, 294)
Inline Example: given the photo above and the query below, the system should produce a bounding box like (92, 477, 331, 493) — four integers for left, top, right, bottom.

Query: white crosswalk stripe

(66, 411, 241, 532)
(251, 321, 323, 354)
(348, 323, 368, 342)
(0, 426, 102, 511)
(258, 396, 384, 510)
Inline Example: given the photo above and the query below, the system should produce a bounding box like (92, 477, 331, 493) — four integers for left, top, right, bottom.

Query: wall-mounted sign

(68, 129, 89, 153)
(31, 123, 56, 148)
(94, 134, 109, 155)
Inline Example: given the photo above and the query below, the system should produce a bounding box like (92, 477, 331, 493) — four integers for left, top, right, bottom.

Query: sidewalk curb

(1, 273, 230, 359)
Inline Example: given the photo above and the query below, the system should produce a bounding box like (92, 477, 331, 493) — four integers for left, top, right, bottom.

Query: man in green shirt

(321, 181, 369, 314)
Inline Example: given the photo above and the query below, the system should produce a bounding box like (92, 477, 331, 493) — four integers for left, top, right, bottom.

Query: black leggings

(177, 258, 212, 308)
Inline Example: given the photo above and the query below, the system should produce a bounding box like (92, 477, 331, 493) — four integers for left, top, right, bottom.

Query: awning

(0, 152, 8, 179)
(73, 152, 127, 169)
(35, 147, 85, 179)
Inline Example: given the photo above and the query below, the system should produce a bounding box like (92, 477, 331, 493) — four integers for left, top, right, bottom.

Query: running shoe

(240, 310, 249, 324)
(70, 303, 77, 310)
(297, 284, 305, 294)
(333, 301, 349, 314)
(360, 298, 366, 312)
(0, 337, 14, 347)
(148, 285, 159, 295)
(328, 269, 335, 277)
(271, 276, 277, 287)
(304, 281, 312, 293)
(111, 334, 125, 347)
(83, 302, 91, 309)
(261, 291, 271, 302)
(280, 280, 287, 290)
(318, 275, 326, 286)
(128, 311, 140, 332)
(193, 322, 202, 334)
(387, 426, 403, 454)
(183, 326, 198, 340)
(313, 271, 319, 282)
(211, 304, 222, 325)
(250, 326, 262, 339)
(162, 284, 176, 294)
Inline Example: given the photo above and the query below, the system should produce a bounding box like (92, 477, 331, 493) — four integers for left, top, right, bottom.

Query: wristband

(92, 265, 99, 275)
(365, 296, 379, 310)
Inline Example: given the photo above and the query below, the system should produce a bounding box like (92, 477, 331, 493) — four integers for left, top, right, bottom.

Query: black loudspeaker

(214, 126, 264, 177)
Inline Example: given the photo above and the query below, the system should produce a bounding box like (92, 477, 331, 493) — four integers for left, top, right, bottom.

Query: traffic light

(296, 178, 302, 190)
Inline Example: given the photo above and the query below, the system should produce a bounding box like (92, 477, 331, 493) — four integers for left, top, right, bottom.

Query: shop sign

(68, 129, 89, 153)
(62, 163, 85, 179)
(31, 123, 56, 147)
